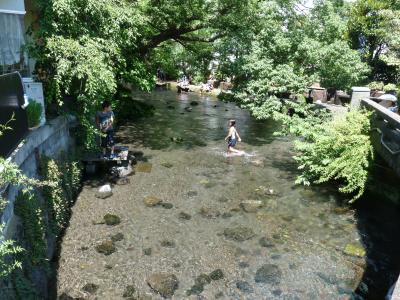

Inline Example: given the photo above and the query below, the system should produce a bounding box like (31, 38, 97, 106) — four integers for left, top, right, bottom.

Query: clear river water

(56, 90, 400, 300)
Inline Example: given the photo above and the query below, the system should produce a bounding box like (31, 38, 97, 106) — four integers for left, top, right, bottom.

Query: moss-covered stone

(111, 233, 124, 242)
(96, 240, 116, 256)
(178, 212, 192, 220)
(209, 269, 224, 281)
(344, 243, 366, 258)
(223, 226, 255, 242)
(195, 274, 212, 286)
(161, 202, 173, 209)
(104, 214, 121, 226)
(82, 283, 99, 294)
(161, 240, 176, 248)
(143, 248, 152, 256)
(122, 285, 136, 298)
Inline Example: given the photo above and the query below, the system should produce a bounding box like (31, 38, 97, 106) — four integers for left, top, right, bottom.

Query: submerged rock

(161, 162, 173, 168)
(95, 184, 113, 199)
(82, 283, 99, 294)
(104, 214, 121, 226)
(161, 202, 173, 209)
(144, 195, 162, 207)
(259, 237, 274, 248)
(178, 212, 192, 220)
(143, 248, 152, 256)
(187, 190, 198, 197)
(344, 243, 366, 258)
(147, 273, 179, 298)
(96, 240, 116, 256)
(111, 233, 124, 242)
(161, 240, 176, 248)
(195, 274, 212, 286)
(184, 107, 192, 112)
(122, 285, 136, 298)
(200, 207, 220, 219)
(186, 283, 204, 296)
(223, 226, 255, 242)
(190, 101, 199, 106)
(240, 200, 263, 213)
(209, 269, 224, 280)
(221, 212, 233, 219)
(187, 274, 211, 296)
(236, 281, 253, 293)
(254, 264, 282, 284)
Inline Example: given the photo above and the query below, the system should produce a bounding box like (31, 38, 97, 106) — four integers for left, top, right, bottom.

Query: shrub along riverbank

(0, 155, 82, 299)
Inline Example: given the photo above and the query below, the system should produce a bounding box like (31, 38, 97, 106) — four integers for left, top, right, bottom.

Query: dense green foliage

(294, 110, 374, 201)
(39, 156, 82, 236)
(14, 191, 46, 266)
(24, 0, 400, 200)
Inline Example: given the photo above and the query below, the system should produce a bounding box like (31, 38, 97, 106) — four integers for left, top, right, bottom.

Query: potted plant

(26, 98, 43, 129)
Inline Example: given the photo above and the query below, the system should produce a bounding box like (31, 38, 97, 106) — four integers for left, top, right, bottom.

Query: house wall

(0, 0, 25, 13)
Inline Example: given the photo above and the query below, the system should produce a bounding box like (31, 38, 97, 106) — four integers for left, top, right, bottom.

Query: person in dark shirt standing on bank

(96, 100, 115, 159)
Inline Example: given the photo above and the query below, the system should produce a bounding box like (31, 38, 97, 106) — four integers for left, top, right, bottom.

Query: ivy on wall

(14, 191, 47, 266)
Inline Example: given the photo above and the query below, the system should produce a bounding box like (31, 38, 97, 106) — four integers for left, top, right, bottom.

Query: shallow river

(56, 90, 400, 299)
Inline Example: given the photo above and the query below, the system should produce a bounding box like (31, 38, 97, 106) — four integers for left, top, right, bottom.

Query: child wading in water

(96, 100, 116, 159)
(225, 119, 242, 153)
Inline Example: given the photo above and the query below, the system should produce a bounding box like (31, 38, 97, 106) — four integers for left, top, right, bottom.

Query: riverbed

(56, 90, 398, 299)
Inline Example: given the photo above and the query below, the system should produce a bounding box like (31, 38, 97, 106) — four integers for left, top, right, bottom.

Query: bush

(383, 83, 398, 93)
(26, 99, 42, 128)
(294, 109, 373, 202)
(368, 81, 384, 91)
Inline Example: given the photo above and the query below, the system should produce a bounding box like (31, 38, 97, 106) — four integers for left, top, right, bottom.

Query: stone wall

(0, 115, 74, 299)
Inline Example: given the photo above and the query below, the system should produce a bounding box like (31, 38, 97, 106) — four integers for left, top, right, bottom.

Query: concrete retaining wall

(0, 115, 74, 299)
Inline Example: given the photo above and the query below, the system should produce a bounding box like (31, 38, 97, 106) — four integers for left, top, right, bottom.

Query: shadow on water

(353, 161, 400, 300)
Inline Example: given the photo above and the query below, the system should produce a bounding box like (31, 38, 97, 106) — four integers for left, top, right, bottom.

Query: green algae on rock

(111, 233, 124, 242)
(254, 264, 282, 284)
(209, 269, 224, 280)
(104, 214, 121, 226)
(223, 226, 255, 242)
(95, 240, 116, 256)
(344, 243, 366, 258)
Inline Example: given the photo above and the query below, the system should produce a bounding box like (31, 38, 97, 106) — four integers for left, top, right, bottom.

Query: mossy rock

(161, 202, 173, 209)
(209, 269, 224, 280)
(122, 285, 136, 298)
(82, 283, 99, 294)
(223, 226, 255, 242)
(161, 240, 176, 248)
(111, 233, 124, 242)
(96, 240, 116, 256)
(104, 214, 121, 226)
(344, 243, 366, 258)
(195, 274, 212, 286)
